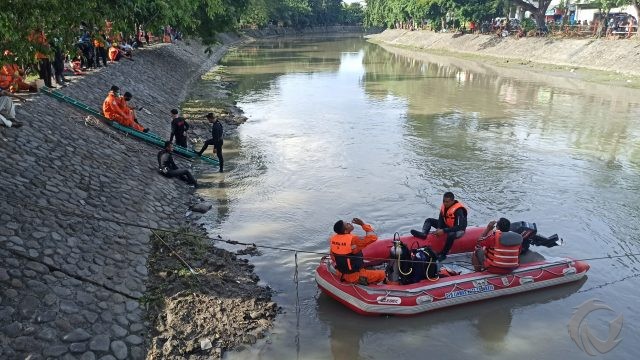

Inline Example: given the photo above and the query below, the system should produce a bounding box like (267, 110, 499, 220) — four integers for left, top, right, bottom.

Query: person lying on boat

(410, 191, 468, 261)
(472, 218, 523, 274)
(157, 141, 198, 187)
(102, 86, 148, 132)
(330, 218, 386, 285)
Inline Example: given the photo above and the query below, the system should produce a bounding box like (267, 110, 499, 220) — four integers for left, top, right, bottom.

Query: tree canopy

(363, 0, 636, 28)
(0, 0, 364, 65)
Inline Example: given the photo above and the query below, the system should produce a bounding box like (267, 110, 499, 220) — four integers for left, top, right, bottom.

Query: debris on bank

(144, 227, 277, 359)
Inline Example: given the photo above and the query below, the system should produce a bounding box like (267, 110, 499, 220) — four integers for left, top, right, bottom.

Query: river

(195, 37, 640, 359)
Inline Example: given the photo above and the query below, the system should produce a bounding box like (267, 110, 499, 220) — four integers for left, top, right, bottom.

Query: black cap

(205, 112, 214, 119)
(170, 109, 179, 115)
(124, 92, 132, 99)
(333, 220, 345, 234)
(110, 85, 119, 92)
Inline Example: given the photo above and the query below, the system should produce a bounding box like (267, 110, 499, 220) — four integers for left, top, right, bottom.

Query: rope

(150, 229, 200, 281)
(3, 195, 640, 267)
(294, 251, 301, 360)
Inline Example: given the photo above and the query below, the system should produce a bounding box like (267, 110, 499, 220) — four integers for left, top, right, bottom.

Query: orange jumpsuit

(102, 91, 144, 131)
(331, 224, 386, 284)
(0, 64, 32, 92)
(108, 46, 119, 61)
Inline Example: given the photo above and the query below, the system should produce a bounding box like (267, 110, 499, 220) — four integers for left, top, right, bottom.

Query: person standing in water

(197, 112, 224, 172)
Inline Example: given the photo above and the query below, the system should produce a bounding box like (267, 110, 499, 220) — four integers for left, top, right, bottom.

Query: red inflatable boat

(315, 224, 589, 316)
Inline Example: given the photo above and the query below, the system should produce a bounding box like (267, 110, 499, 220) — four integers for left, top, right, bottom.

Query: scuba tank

(385, 234, 413, 284)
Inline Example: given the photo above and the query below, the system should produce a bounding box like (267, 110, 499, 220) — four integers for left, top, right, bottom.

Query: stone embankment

(0, 33, 274, 360)
(369, 29, 640, 77)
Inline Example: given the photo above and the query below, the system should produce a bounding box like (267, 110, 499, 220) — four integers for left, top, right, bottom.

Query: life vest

(485, 231, 523, 269)
(440, 201, 467, 228)
(0, 64, 17, 89)
(330, 233, 363, 274)
(108, 46, 119, 61)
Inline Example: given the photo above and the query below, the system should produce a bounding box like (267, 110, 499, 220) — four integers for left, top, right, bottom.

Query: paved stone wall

(0, 38, 238, 360)
(369, 29, 640, 76)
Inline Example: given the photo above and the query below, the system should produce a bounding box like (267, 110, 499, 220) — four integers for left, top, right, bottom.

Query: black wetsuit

(197, 120, 223, 172)
(169, 116, 189, 148)
(157, 149, 197, 186)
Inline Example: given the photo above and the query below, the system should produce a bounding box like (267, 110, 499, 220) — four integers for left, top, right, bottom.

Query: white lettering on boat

(376, 296, 401, 305)
(445, 285, 495, 299)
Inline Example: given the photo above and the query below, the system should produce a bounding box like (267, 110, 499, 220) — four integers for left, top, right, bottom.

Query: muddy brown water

(194, 37, 640, 359)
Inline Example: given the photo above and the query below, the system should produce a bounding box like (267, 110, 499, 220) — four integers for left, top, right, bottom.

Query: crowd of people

(330, 192, 524, 285)
(2, 21, 224, 188)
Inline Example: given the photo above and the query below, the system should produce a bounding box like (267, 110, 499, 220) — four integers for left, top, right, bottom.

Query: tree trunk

(534, 10, 546, 29)
(635, 3, 640, 37)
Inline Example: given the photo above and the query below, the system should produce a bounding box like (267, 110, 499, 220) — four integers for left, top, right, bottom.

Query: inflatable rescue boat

(315, 222, 589, 316)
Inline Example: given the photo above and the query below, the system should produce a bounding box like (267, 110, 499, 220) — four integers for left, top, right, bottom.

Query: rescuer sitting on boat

(410, 192, 468, 261)
(472, 218, 523, 274)
(330, 218, 386, 285)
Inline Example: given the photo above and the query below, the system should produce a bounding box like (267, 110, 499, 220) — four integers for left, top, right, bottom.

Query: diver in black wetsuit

(157, 141, 197, 186)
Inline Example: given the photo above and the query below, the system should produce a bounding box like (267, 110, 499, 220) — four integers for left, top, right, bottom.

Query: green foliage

(364, 0, 507, 28)
(2, 0, 364, 67)
(341, 2, 365, 24)
(592, 0, 628, 13)
(521, 17, 536, 32)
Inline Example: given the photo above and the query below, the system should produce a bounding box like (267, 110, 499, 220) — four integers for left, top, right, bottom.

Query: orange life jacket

(102, 91, 121, 119)
(485, 231, 522, 269)
(0, 64, 17, 89)
(330, 233, 363, 274)
(108, 46, 119, 61)
(29, 31, 49, 60)
(440, 201, 467, 228)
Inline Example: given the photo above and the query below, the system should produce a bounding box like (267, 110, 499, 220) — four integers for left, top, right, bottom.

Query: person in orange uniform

(330, 218, 386, 285)
(0, 52, 36, 92)
(472, 218, 523, 274)
(93, 33, 108, 67)
(102, 85, 147, 132)
(29, 29, 52, 87)
(121, 91, 148, 130)
(0, 63, 30, 92)
(108, 43, 121, 62)
(410, 191, 468, 261)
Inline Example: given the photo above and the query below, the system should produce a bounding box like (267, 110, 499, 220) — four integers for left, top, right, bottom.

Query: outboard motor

(510, 221, 561, 254)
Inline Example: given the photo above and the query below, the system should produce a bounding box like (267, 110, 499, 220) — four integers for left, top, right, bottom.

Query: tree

(509, 0, 553, 28)
(632, 0, 640, 35)
(590, 0, 628, 37)
(341, 2, 365, 24)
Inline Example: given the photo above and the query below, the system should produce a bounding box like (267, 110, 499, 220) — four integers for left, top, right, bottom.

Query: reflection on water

(194, 37, 640, 359)
(318, 278, 587, 360)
